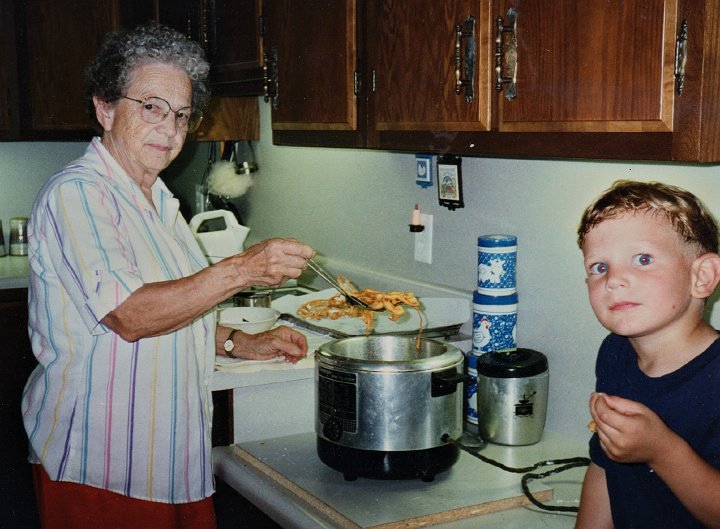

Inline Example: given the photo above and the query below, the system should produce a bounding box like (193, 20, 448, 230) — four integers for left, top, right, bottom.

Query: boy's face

(582, 211, 697, 339)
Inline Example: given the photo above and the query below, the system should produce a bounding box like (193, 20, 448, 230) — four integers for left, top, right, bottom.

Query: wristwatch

(224, 329, 239, 354)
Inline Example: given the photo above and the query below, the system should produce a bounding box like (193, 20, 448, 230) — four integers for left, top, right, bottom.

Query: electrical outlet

(414, 213, 433, 264)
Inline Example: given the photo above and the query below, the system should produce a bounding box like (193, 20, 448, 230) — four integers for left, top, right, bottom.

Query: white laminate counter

(0, 256, 29, 289)
(213, 431, 589, 529)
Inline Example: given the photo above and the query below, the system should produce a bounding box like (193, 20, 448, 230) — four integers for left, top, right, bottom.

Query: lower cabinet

(0, 288, 39, 528)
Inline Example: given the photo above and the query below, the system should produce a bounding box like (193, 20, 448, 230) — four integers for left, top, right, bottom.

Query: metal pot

(232, 290, 272, 308)
(315, 335, 466, 481)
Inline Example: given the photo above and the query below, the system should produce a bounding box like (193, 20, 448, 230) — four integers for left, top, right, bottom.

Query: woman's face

(97, 61, 192, 184)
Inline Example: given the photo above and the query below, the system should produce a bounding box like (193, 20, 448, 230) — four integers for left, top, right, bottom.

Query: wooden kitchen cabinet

(263, 0, 367, 148)
(0, 0, 20, 140)
(266, 0, 720, 162)
(14, 0, 123, 138)
(495, 0, 675, 133)
(368, 0, 492, 136)
(207, 0, 265, 96)
(146, 0, 262, 141)
(7, 0, 259, 141)
(0, 288, 39, 528)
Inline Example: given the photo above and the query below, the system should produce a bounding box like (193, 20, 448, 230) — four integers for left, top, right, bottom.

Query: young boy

(575, 180, 720, 529)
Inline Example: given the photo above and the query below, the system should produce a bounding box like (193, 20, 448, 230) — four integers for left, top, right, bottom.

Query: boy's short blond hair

(577, 180, 719, 255)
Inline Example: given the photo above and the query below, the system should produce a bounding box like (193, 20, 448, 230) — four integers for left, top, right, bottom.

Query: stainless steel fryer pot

(315, 335, 466, 480)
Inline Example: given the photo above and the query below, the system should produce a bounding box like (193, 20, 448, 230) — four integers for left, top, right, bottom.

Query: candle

(411, 203, 421, 226)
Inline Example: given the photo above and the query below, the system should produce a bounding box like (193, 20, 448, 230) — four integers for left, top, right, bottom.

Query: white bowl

(218, 307, 280, 334)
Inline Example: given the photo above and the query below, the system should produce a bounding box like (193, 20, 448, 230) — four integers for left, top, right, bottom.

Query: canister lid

(478, 234, 517, 247)
(473, 292, 518, 305)
(475, 348, 548, 378)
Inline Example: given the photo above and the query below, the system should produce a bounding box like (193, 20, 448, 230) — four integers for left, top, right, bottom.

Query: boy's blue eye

(633, 254, 654, 266)
(589, 262, 608, 275)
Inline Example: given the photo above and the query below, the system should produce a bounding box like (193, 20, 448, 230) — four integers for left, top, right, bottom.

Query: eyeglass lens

(140, 97, 202, 132)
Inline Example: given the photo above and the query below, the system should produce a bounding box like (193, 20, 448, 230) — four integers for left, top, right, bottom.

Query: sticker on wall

(415, 154, 433, 188)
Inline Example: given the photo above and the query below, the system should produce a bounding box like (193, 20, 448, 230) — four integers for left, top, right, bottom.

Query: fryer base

(316, 437, 459, 482)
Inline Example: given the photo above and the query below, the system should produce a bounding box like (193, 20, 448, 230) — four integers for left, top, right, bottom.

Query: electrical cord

(442, 434, 590, 513)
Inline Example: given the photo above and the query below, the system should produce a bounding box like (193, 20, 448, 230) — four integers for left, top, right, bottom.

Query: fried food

(587, 420, 597, 433)
(297, 275, 422, 338)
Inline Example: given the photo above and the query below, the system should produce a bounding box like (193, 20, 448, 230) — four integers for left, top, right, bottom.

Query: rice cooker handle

(431, 369, 471, 398)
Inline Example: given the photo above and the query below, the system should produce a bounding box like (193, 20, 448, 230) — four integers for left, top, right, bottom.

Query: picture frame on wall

(437, 154, 464, 210)
(415, 154, 433, 188)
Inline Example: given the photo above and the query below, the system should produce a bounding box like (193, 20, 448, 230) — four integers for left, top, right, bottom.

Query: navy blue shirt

(590, 333, 720, 529)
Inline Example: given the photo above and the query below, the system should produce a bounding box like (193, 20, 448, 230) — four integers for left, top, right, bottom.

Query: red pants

(32, 465, 217, 529)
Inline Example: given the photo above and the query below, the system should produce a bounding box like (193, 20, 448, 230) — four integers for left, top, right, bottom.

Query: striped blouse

(22, 137, 216, 503)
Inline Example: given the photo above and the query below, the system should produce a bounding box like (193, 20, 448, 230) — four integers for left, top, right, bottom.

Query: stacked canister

(465, 234, 518, 432)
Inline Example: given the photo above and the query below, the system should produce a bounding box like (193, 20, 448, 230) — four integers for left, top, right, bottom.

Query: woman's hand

(589, 392, 677, 466)
(226, 238, 314, 288)
(220, 325, 309, 364)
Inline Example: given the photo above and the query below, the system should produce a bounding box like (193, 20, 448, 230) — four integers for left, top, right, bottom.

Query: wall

(239, 101, 720, 442)
(2, 102, 720, 443)
(0, 142, 86, 242)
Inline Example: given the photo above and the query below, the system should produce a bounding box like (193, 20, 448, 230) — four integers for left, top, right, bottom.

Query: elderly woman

(21, 24, 313, 529)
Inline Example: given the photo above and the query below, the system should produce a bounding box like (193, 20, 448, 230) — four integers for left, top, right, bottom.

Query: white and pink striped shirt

(22, 137, 216, 503)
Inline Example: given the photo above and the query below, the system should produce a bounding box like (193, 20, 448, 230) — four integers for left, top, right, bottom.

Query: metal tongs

(306, 258, 371, 308)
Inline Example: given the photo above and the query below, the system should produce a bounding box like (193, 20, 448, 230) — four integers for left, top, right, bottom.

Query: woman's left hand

(224, 325, 308, 363)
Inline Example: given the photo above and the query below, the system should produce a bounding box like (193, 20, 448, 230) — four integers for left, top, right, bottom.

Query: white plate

(273, 288, 470, 336)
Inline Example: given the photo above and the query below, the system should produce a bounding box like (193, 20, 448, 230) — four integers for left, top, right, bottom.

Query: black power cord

(442, 434, 590, 513)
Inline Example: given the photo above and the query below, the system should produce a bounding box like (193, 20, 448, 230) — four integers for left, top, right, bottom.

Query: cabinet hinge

(354, 70, 361, 96)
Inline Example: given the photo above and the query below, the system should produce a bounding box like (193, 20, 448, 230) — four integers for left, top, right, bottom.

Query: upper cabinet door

(22, 0, 117, 133)
(369, 1, 492, 133)
(207, 0, 265, 95)
(0, 0, 19, 139)
(497, 0, 676, 132)
(264, 0, 359, 132)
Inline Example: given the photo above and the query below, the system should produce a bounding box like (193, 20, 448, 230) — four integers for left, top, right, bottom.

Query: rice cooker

(315, 335, 466, 481)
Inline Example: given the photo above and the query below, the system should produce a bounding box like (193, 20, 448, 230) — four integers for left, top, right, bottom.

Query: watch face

(224, 339, 234, 352)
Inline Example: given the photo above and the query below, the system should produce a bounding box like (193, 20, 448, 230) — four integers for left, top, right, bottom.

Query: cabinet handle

(674, 19, 688, 96)
(454, 16, 476, 103)
(263, 47, 279, 109)
(495, 8, 517, 100)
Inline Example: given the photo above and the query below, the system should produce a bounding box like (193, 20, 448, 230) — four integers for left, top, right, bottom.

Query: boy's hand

(589, 392, 677, 466)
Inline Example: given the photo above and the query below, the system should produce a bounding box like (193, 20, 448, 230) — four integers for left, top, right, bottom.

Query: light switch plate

(414, 213, 433, 264)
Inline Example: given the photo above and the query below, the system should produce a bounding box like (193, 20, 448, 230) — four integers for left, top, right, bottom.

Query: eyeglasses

(121, 96, 203, 133)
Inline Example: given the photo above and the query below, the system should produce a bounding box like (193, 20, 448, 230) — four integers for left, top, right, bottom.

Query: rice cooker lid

(475, 348, 547, 378)
(317, 335, 463, 373)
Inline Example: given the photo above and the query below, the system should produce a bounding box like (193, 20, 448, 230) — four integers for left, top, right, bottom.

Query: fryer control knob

(322, 417, 343, 442)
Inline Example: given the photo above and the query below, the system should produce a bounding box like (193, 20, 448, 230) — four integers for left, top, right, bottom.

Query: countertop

(213, 431, 589, 529)
(0, 256, 29, 289)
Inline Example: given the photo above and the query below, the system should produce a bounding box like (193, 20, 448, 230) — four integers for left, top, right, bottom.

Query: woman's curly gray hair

(84, 23, 210, 131)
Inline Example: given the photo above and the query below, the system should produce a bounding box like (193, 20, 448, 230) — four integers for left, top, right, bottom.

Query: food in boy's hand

(588, 420, 597, 433)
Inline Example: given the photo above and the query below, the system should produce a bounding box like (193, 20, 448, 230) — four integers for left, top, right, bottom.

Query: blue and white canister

(465, 352, 479, 431)
(477, 234, 517, 295)
(472, 292, 518, 353)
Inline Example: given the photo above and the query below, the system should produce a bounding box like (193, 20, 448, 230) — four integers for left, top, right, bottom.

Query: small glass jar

(0, 220, 6, 257)
(9, 217, 29, 256)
